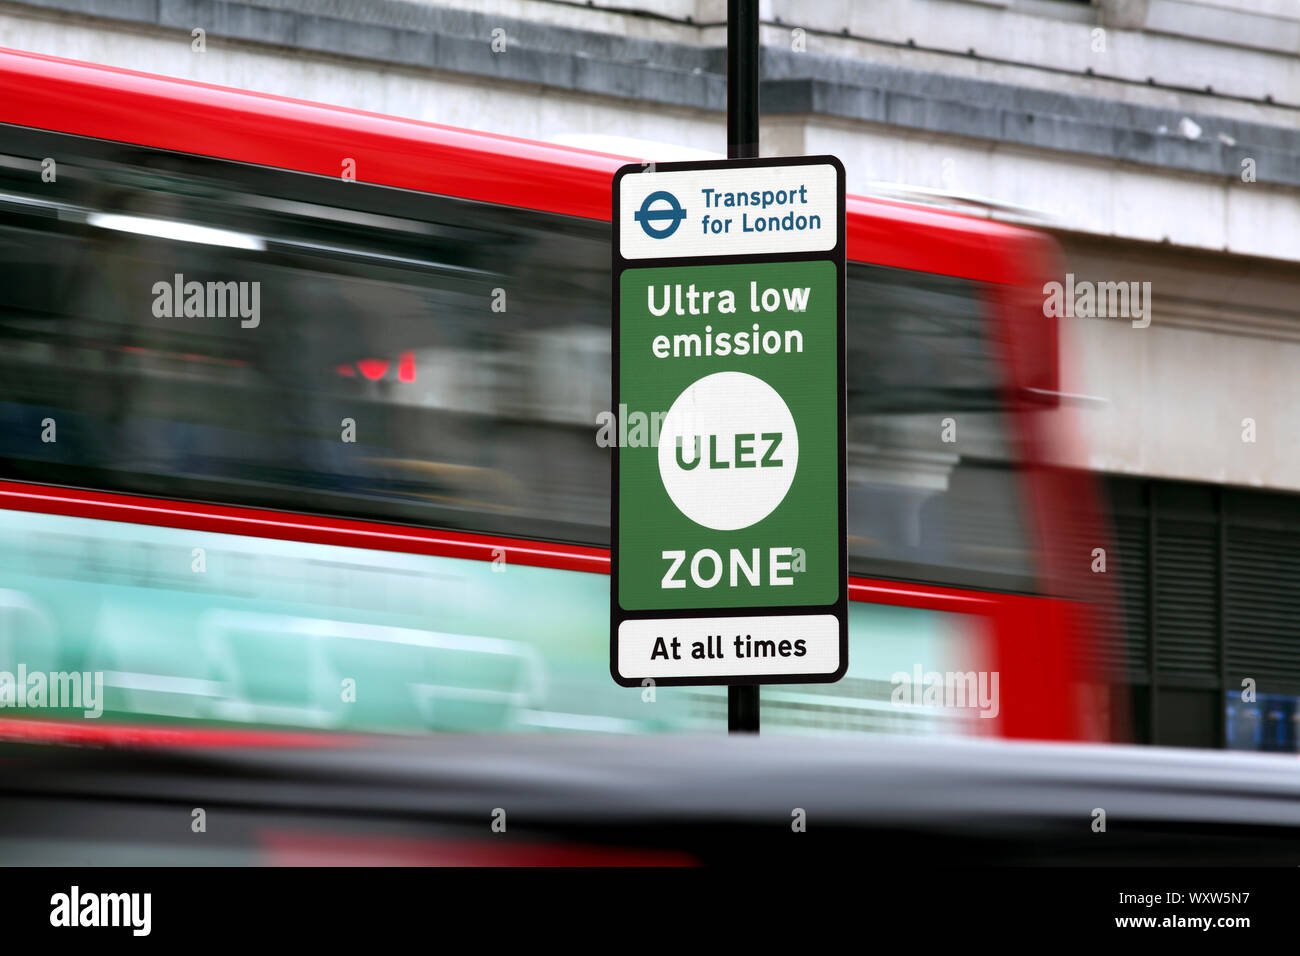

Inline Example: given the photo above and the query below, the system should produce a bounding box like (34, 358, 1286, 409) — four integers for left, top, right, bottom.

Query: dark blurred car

(2, 734, 1298, 865)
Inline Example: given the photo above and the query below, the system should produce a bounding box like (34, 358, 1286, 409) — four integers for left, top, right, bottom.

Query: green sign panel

(611, 156, 847, 686)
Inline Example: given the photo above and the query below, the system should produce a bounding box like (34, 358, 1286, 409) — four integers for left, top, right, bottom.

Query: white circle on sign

(657, 371, 799, 531)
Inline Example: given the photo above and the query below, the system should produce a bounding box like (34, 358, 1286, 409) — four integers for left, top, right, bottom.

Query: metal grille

(1154, 518, 1220, 684)
(1225, 525, 1300, 690)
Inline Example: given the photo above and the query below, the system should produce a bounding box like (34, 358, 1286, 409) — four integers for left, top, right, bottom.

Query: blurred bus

(0, 48, 1116, 744)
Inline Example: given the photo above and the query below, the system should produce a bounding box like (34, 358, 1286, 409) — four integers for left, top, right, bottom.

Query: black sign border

(610, 155, 848, 688)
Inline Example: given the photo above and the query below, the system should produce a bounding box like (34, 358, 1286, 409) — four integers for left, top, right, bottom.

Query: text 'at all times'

(650, 633, 810, 661)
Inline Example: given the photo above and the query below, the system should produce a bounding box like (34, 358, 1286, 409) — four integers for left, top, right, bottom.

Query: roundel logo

(657, 371, 799, 531)
(634, 190, 687, 239)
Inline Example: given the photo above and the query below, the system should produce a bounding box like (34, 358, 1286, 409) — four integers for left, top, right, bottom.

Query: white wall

(1057, 314, 1300, 489)
(792, 119, 1300, 263)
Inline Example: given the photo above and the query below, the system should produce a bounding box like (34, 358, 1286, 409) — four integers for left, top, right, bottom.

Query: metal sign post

(609, 0, 847, 733)
(728, 0, 761, 735)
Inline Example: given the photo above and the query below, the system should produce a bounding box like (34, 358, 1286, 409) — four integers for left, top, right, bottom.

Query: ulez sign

(611, 156, 848, 686)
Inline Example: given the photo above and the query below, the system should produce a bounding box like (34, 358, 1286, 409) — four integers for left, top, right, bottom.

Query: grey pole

(727, 0, 760, 735)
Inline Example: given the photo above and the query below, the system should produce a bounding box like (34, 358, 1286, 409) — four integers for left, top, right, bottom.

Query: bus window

(846, 264, 1037, 592)
(0, 128, 1036, 594)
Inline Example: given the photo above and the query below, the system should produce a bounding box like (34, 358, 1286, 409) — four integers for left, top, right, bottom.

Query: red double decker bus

(0, 48, 1115, 746)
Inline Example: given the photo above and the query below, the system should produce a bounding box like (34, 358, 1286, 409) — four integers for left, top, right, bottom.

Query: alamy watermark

(0, 665, 103, 718)
(50, 886, 150, 936)
(1043, 273, 1151, 329)
(152, 273, 260, 328)
(890, 666, 1000, 718)
(595, 404, 666, 448)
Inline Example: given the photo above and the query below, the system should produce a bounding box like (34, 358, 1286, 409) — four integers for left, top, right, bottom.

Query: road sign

(611, 155, 847, 687)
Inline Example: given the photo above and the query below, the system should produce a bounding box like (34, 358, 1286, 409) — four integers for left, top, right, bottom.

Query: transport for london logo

(634, 190, 687, 239)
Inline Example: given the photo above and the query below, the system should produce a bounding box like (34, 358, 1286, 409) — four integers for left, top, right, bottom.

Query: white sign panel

(617, 614, 841, 680)
(618, 161, 840, 260)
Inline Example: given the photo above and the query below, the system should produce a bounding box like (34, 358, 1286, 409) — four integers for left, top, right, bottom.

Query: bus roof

(0, 46, 1052, 286)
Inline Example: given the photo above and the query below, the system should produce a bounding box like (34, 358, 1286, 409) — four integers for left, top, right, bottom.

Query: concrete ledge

(7, 0, 1300, 186)
(1102, 0, 1300, 55)
(767, 78, 1300, 186)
